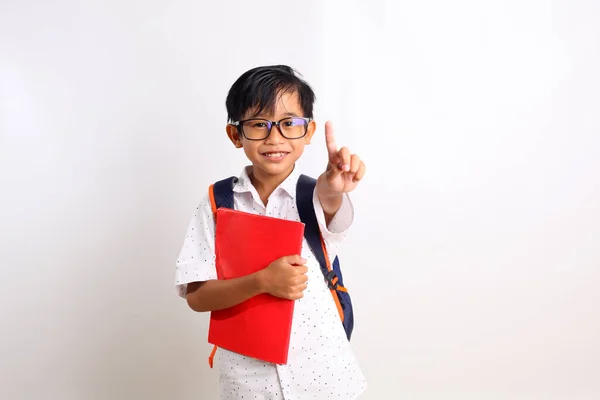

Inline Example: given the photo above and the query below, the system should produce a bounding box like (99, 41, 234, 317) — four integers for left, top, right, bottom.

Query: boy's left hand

(317, 121, 366, 198)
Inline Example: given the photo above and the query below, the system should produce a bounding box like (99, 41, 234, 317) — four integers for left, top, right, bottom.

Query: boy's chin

(252, 161, 296, 178)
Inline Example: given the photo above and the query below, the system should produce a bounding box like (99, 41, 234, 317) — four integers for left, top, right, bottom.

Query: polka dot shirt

(175, 166, 367, 400)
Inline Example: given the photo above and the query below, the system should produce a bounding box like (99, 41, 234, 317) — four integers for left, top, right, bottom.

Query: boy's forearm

(319, 194, 343, 226)
(186, 272, 265, 312)
(316, 175, 343, 226)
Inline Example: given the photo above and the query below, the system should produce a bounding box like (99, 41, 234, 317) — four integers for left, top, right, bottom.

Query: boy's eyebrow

(251, 111, 300, 119)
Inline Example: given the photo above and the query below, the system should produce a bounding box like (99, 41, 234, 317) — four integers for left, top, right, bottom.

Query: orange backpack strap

(208, 344, 218, 368)
(208, 184, 218, 368)
(319, 234, 346, 322)
(208, 184, 217, 216)
(205, 177, 237, 368)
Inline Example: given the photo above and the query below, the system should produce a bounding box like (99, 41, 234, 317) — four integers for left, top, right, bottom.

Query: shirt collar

(233, 165, 300, 199)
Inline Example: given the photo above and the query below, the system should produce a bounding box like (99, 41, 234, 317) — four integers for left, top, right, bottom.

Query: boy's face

(227, 90, 316, 182)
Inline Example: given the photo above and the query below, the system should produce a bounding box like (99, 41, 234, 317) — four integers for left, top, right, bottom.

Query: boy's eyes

(244, 118, 301, 129)
(251, 122, 268, 128)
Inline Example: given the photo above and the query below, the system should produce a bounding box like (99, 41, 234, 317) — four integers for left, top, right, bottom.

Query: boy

(175, 65, 367, 399)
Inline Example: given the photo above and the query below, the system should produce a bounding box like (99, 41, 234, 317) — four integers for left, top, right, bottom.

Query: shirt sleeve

(174, 194, 218, 298)
(312, 188, 354, 263)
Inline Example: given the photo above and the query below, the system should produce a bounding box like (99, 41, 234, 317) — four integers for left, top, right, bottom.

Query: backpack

(208, 174, 355, 342)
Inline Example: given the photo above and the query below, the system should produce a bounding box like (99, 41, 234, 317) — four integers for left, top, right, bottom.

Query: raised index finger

(325, 121, 338, 160)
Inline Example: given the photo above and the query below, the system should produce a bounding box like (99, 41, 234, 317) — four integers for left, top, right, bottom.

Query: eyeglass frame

(230, 116, 313, 140)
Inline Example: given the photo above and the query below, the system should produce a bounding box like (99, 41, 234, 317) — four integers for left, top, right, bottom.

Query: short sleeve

(174, 194, 218, 298)
(312, 188, 354, 262)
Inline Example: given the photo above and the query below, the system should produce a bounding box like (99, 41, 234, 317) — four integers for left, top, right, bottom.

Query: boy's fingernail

(344, 164, 350, 171)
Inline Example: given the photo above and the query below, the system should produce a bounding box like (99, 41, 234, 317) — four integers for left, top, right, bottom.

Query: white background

(1, 0, 599, 399)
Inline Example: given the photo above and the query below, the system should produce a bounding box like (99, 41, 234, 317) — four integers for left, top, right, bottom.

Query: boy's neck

(249, 165, 294, 205)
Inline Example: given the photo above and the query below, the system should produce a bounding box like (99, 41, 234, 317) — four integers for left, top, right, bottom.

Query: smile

(261, 152, 289, 160)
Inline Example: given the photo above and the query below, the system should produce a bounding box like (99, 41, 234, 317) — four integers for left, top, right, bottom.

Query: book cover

(208, 208, 305, 364)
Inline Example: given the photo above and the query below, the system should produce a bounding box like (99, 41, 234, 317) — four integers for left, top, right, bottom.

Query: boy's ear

(304, 120, 317, 144)
(226, 124, 243, 148)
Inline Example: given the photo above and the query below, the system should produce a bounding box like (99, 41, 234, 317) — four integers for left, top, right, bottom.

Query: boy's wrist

(253, 269, 268, 295)
(316, 174, 343, 215)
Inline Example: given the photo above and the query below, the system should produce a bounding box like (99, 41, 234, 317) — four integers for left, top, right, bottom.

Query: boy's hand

(258, 255, 309, 300)
(318, 121, 366, 197)
(316, 121, 366, 220)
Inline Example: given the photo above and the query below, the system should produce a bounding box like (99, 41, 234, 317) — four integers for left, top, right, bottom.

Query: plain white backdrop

(1, 0, 599, 399)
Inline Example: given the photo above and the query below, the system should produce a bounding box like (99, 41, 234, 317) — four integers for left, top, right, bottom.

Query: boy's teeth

(265, 152, 285, 158)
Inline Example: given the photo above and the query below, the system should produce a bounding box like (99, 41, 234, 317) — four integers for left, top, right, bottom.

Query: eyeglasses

(231, 117, 312, 141)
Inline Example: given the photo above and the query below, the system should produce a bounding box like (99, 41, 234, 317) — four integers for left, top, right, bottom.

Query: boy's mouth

(261, 151, 289, 161)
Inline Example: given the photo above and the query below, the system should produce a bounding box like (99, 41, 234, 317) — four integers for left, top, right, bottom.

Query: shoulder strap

(296, 174, 346, 320)
(206, 176, 236, 370)
(296, 175, 328, 276)
(208, 176, 237, 216)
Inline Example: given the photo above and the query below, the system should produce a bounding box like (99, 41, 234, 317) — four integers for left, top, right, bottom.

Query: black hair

(225, 65, 316, 123)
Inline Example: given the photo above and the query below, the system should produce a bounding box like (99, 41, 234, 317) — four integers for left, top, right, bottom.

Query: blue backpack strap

(208, 176, 237, 215)
(296, 174, 354, 340)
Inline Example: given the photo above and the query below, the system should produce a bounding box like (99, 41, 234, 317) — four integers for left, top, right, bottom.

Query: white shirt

(175, 166, 367, 400)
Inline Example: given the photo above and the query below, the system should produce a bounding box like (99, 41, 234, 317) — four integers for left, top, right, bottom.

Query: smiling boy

(175, 65, 367, 399)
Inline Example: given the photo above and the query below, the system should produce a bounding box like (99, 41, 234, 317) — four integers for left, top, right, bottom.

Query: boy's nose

(265, 125, 285, 144)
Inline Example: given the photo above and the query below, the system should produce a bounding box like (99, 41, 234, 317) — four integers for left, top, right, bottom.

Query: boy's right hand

(258, 255, 308, 300)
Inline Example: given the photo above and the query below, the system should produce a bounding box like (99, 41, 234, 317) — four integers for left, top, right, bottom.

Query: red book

(208, 208, 305, 365)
